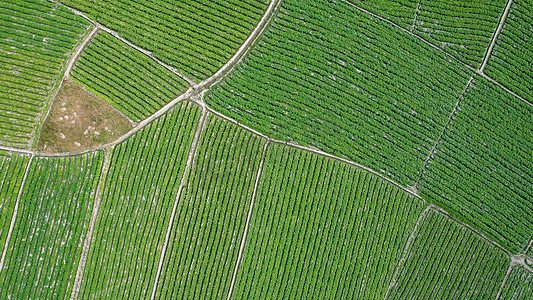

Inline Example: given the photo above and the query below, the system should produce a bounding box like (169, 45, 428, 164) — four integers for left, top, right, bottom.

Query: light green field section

(500, 266, 533, 300)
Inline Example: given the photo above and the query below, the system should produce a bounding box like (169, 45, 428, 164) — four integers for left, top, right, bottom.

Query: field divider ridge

(70, 149, 111, 299)
(149, 107, 209, 300)
(0, 154, 34, 274)
(410, 0, 422, 32)
(495, 264, 514, 300)
(479, 0, 514, 73)
(226, 141, 269, 300)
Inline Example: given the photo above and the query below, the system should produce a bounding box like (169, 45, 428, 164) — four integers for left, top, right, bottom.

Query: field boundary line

(70, 149, 111, 299)
(150, 108, 208, 300)
(480, 0, 514, 72)
(384, 205, 431, 299)
(0, 154, 33, 274)
(495, 264, 514, 300)
(227, 141, 269, 300)
(0, 146, 34, 156)
(410, 0, 422, 32)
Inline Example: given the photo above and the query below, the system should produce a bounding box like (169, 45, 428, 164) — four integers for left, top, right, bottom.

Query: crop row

(154, 114, 266, 299)
(0, 151, 103, 299)
(0, 0, 91, 148)
(486, 0, 533, 102)
(71, 30, 189, 122)
(233, 144, 425, 299)
(388, 209, 508, 299)
(207, 0, 472, 187)
(419, 75, 533, 253)
(499, 266, 533, 299)
(63, 0, 269, 81)
(79, 102, 201, 299)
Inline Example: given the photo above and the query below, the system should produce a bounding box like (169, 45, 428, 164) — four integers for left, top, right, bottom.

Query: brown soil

(37, 80, 133, 154)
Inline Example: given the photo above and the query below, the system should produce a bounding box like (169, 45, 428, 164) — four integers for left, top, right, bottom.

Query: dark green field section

(232, 144, 426, 299)
(79, 102, 201, 299)
(0, 0, 91, 148)
(388, 210, 509, 299)
(71, 31, 189, 122)
(62, 0, 269, 82)
(500, 266, 533, 299)
(0, 152, 103, 299)
(486, 0, 533, 102)
(0, 153, 29, 255)
(346, 0, 417, 28)
(154, 114, 266, 299)
(419, 75, 533, 253)
(207, 0, 472, 187)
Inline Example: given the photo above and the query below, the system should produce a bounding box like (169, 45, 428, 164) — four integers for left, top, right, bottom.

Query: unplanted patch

(37, 80, 133, 153)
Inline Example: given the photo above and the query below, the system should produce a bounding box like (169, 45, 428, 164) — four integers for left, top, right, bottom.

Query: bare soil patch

(37, 80, 133, 153)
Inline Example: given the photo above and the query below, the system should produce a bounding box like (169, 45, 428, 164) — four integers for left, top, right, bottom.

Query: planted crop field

(62, 0, 269, 82)
(0, 0, 91, 148)
(486, 0, 533, 102)
(79, 102, 201, 299)
(207, 0, 472, 187)
(232, 144, 426, 299)
(154, 114, 266, 299)
(0, 152, 29, 254)
(419, 75, 533, 253)
(0, 152, 103, 298)
(346, 0, 418, 28)
(70, 31, 189, 122)
(499, 266, 533, 299)
(388, 210, 509, 299)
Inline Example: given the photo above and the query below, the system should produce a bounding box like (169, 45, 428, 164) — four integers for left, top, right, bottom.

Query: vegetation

(233, 144, 425, 299)
(419, 75, 533, 253)
(62, 0, 269, 82)
(499, 266, 533, 299)
(0, 153, 29, 255)
(346, 0, 418, 28)
(486, 0, 533, 102)
(71, 31, 189, 122)
(155, 114, 266, 299)
(208, 0, 472, 186)
(79, 102, 201, 299)
(0, 152, 103, 298)
(0, 0, 91, 148)
(388, 210, 509, 299)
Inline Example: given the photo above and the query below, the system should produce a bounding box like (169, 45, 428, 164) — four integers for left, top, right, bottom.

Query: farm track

(480, 0, 514, 73)
(495, 265, 514, 300)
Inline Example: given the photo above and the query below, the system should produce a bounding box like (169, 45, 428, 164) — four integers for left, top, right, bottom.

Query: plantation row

(62, 0, 269, 81)
(79, 102, 201, 299)
(233, 144, 426, 299)
(349, 0, 508, 67)
(419, 75, 533, 253)
(71, 31, 189, 122)
(486, 0, 533, 102)
(0, 0, 91, 148)
(208, 0, 472, 187)
(499, 266, 533, 299)
(388, 210, 508, 299)
(0, 152, 103, 298)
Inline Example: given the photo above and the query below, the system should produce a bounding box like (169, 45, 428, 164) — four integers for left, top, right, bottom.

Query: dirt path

(480, 0, 514, 72)
(495, 264, 514, 300)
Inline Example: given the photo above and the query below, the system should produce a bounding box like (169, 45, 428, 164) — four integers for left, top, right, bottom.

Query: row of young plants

(499, 266, 533, 299)
(233, 144, 426, 299)
(419, 75, 533, 253)
(388, 209, 509, 299)
(71, 31, 189, 122)
(0, 151, 103, 299)
(79, 102, 201, 299)
(154, 114, 266, 299)
(62, 0, 269, 81)
(0, 0, 90, 148)
(207, 0, 472, 187)
(486, 0, 533, 102)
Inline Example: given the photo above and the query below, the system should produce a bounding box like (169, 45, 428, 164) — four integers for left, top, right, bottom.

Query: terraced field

(0, 0, 531, 298)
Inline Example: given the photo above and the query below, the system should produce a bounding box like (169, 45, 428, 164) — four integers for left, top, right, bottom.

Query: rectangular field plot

(78, 102, 201, 299)
(485, 0, 533, 102)
(0, 0, 91, 148)
(419, 75, 533, 253)
(70, 31, 189, 122)
(500, 266, 533, 299)
(63, 0, 269, 81)
(207, 0, 472, 187)
(232, 144, 426, 299)
(0, 152, 103, 299)
(154, 114, 266, 299)
(388, 209, 508, 299)
(0, 153, 30, 255)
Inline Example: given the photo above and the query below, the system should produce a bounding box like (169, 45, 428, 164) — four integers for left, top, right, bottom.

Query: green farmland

(0, 0, 531, 298)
